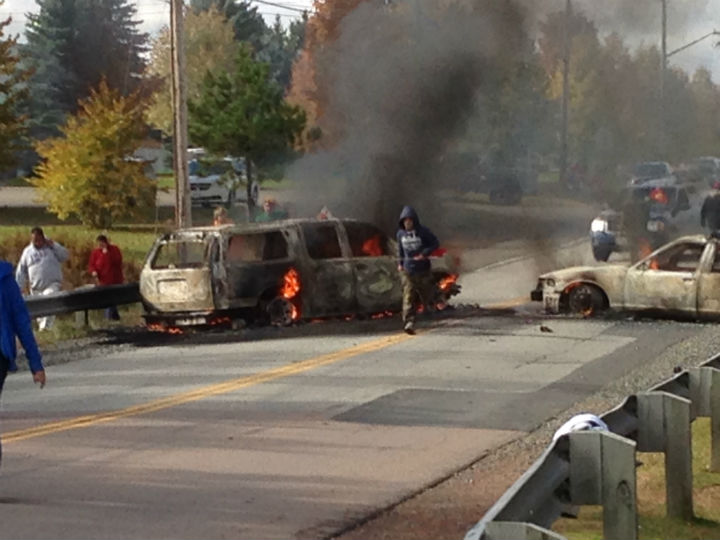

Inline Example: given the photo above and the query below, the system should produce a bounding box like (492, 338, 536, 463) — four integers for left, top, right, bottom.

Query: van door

(299, 222, 355, 317)
(342, 221, 402, 313)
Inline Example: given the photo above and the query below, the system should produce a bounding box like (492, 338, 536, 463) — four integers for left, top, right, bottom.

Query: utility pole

(559, 0, 571, 187)
(170, 0, 191, 229)
(660, 0, 667, 155)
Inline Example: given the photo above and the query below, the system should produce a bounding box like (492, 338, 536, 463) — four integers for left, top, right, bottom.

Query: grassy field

(555, 418, 720, 540)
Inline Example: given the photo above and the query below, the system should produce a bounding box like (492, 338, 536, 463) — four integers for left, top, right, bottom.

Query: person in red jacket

(88, 235, 124, 320)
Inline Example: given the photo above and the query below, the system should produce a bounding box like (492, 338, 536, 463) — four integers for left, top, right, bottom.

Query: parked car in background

(532, 235, 720, 320)
(628, 161, 676, 187)
(689, 156, 720, 187)
(140, 218, 461, 329)
(188, 153, 260, 208)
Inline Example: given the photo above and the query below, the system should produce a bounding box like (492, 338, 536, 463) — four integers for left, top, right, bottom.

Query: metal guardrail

(25, 283, 141, 318)
(465, 353, 720, 540)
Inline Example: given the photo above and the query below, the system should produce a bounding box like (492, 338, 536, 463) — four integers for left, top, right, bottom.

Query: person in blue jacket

(0, 260, 46, 467)
(396, 206, 439, 334)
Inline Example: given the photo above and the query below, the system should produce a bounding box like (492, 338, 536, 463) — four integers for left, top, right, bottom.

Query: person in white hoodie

(16, 227, 69, 330)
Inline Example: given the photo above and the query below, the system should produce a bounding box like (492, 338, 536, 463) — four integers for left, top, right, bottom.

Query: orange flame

(637, 239, 653, 262)
(147, 322, 184, 334)
(281, 268, 301, 300)
(438, 274, 458, 292)
(362, 235, 383, 257)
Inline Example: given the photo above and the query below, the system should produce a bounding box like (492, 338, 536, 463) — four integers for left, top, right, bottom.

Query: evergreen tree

(0, 4, 32, 171)
(189, 0, 267, 50)
(23, 0, 148, 140)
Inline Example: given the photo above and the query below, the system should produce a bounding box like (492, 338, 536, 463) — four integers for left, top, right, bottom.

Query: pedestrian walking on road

(88, 235, 124, 320)
(396, 206, 439, 335)
(16, 227, 69, 330)
(701, 181, 720, 236)
(0, 259, 46, 467)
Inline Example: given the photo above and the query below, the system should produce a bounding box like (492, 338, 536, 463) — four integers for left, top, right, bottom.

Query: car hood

(540, 264, 629, 283)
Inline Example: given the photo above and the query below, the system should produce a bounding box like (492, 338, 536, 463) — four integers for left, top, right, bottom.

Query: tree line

(3, 0, 720, 227)
(2, 0, 307, 227)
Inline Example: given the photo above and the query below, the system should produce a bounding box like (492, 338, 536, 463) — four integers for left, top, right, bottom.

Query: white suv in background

(188, 153, 260, 208)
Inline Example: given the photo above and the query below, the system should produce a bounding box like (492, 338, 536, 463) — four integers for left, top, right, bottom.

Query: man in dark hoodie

(0, 260, 46, 467)
(396, 206, 439, 334)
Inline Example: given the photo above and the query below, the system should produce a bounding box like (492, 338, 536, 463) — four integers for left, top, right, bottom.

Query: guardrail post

(637, 391, 693, 520)
(484, 521, 566, 540)
(569, 430, 637, 540)
(689, 367, 720, 472)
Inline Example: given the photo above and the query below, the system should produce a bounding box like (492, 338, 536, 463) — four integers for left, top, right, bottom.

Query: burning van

(139, 218, 460, 329)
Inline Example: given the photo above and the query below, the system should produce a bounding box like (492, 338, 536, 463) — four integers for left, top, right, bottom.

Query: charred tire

(592, 245, 611, 262)
(566, 284, 605, 317)
(266, 297, 295, 326)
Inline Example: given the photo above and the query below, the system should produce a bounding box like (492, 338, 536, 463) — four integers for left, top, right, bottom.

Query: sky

(3, 0, 719, 79)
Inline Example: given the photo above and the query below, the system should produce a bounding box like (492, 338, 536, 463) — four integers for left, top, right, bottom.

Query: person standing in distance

(88, 235, 124, 320)
(16, 227, 69, 330)
(396, 206, 439, 335)
(701, 181, 720, 236)
(0, 259, 46, 468)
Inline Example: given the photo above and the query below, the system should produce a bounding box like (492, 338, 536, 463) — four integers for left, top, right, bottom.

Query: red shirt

(88, 244, 124, 285)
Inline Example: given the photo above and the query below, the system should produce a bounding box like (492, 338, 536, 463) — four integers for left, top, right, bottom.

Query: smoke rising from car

(286, 1, 530, 233)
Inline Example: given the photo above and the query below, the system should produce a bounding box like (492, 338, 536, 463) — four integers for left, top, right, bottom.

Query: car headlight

(590, 218, 608, 233)
(545, 278, 556, 288)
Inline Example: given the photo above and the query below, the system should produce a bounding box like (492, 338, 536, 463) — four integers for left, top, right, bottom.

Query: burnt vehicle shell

(139, 218, 459, 328)
(532, 235, 720, 320)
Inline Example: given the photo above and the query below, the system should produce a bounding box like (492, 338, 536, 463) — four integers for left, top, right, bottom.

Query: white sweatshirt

(16, 241, 70, 293)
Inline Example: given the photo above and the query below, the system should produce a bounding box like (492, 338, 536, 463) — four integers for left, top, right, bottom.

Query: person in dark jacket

(701, 181, 720, 235)
(0, 260, 46, 467)
(396, 206, 439, 334)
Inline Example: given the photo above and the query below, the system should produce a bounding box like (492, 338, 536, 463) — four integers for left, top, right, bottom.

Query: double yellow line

(4, 333, 413, 444)
(4, 297, 529, 444)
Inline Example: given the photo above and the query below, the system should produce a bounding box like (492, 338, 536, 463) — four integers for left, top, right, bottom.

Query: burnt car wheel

(266, 297, 296, 326)
(566, 284, 605, 317)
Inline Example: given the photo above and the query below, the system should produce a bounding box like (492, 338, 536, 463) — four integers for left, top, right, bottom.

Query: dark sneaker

(403, 321, 416, 335)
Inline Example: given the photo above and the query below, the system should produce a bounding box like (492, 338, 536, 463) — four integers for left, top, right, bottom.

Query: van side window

(302, 223, 342, 259)
(227, 232, 288, 263)
(344, 222, 389, 257)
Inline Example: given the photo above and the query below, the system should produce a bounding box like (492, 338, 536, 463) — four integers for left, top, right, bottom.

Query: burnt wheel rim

(267, 297, 295, 326)
(569, 286, 596, 316)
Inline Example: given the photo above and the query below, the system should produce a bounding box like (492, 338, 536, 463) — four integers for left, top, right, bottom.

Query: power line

(250, 0, 309, 14)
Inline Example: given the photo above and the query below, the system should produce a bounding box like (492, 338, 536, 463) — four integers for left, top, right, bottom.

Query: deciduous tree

(32, 81, 155, 228)
(145, 6, 237, 134)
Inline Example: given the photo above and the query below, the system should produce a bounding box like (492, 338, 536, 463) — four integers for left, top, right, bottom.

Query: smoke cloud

(287, 1, 531, 232)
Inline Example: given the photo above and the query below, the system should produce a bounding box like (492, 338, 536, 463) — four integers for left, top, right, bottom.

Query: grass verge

(555, 418, 720, 539)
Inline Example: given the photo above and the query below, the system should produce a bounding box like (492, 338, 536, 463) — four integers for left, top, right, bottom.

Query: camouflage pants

(400, 270, 434, 323)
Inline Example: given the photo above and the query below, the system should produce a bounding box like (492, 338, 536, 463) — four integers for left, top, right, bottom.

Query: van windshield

(151, 240, 208, 269)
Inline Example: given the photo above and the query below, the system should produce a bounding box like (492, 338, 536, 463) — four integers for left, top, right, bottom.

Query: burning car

(140, 218, 460, 329)
(531, 235, 720, 319)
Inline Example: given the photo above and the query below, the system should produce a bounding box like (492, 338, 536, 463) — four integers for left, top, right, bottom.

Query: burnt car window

(227, 232, 288, 263)
(649, 244, 704, 272)
(152, 240, 207, 269)
(302, 223, 342, 259)
(344, 222, 390, 257)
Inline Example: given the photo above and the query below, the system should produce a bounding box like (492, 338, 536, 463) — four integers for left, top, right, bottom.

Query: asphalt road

(0, 235, 712, 539)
